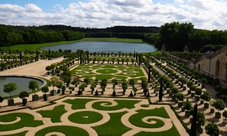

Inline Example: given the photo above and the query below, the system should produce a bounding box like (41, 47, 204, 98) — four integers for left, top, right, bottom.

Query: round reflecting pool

(0, 76, 44, 97)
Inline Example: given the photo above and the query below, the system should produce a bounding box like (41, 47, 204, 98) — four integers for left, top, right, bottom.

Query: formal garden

(0, 97, 184, 136)
(71, 64, 146, 81)
(0, 49, 227, 136)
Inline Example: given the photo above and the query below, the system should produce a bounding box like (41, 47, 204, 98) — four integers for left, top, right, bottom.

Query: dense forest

(145, 22, 227, 52)
(0, 23, 227, 52)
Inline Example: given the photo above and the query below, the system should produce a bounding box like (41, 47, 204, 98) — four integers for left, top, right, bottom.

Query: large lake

(42, 41, 156, 53)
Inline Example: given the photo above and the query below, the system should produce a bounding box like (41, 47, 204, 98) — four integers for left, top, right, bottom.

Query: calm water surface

(0, 77, 43, 97)
(42, 41, 156, 53)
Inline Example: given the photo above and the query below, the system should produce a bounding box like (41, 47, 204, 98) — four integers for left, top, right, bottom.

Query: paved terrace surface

(0, 57, 64, 79)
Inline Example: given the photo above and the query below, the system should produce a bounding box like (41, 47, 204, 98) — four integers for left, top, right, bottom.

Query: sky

(0, 0, 227, 30)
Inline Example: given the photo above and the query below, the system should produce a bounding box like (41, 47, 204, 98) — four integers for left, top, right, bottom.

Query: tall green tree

(3, 82, 17, 100)
(49, 77, 60, 91)
(190, 103, 197, 136)
(28, 80, 39, 94)
(158, 22, 194, 51)
(205, 122, 219, 136)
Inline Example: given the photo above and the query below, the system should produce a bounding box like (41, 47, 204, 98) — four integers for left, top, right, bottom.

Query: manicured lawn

(134, 124, 180, 136)
(91, 99, 140, 111)
(71, 64, 146, 81)
(0, 113, 43, 131)
(37, 105, 67, 123)
(63, 98, 96, 110)
(129, 108, 169, 128)
(35, 126, 89, 136)
(93, 112, 131, 136)
(69, 111, 103, 124)
(1, 40, 79, 51)
(2, 131, 28, 136)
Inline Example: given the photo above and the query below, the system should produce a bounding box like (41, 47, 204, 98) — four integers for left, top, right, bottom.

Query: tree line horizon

(0, 22, 226, 52)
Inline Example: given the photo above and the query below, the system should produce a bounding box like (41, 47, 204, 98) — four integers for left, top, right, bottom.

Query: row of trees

(2, 80, 40, 106)
(143, 54, 225, 135)
(144, 22, 227, 52)
(0, 25, 85, 48)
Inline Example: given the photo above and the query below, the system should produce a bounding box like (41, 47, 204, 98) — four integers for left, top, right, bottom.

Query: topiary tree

(129, 79, 135, 88)
(90, 83, 96, 94)
(201, 91, 211, 108)
(19, 91, 29, 106)
(187, 81, 193, 88)
(112, 78, 117, 85)
(49, 77, 60, 91)
(41, 86, 49, 101)
(183, 101, 192, 117)
(29, 80, 39, 101)
(195, 88, 202, 101)
(49, 77, 60, 96)
(213, 99, 226, 118)
(200, 77, 207, 88)
(171, 87, 178, 101)
(84, 77, 90, 85)
(56, 82, 63, 94)
(210, 99, 215, 113)
(159, 77, 163, 102)
(176, 92, 185, 101)
(133, 87, 138, 96)
(78, 83, 86, 94)
(176, 92, 185, 107)
(3, 82, 17, 106)
(222, 110, 227, 124)
(122, 81, 128, 95)
(100, 79, 107, 92)
(197, 111, 205, 132)
(178, 77, 187, 87)
(205, 122, 219, 136)
(141, 78, 148, 89)
(28, 80, 39, 94)
(45, 65, 51, 75)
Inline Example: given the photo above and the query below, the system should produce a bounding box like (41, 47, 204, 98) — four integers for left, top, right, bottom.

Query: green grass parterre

(71, 64, 146, 81)
(0, 98, 181, 136)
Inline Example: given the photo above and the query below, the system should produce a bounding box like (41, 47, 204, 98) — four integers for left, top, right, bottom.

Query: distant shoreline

(2, 38, 153, 51)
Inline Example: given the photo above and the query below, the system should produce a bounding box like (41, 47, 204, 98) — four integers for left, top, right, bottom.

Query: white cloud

(0, 0, 227, 30)
(25, 4, 42, 12)
(174, 0, 184, 4)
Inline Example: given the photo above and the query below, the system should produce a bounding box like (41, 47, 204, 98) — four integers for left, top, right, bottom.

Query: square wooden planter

(8, 99, 14, 106)
(32, 94, 39, 101)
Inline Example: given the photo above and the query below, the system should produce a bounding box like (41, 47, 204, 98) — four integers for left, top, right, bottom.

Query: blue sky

(0, 0, 227, 30)
(0, 0, 87, 11)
